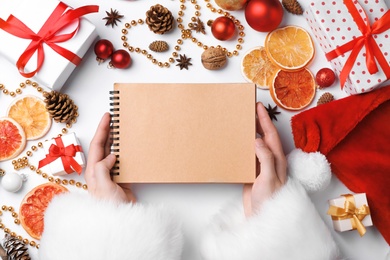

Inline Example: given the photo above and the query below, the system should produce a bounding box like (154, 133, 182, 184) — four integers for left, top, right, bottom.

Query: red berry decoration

(94, 39, 114, 64)
(316, 68, 336, 89)
(245, 0, 284, 32)
(109, 50, 131, 69)
(211, 16, 236, 41)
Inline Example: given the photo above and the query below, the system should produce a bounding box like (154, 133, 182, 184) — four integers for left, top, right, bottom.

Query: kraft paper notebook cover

(110, 83, 256, 183)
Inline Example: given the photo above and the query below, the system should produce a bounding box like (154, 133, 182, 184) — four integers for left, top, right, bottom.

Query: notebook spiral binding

(109, 90, 120, 176)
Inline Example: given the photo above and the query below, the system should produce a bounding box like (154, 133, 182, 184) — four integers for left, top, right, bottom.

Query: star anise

(191, 18, 206, 34)
(103, 8, 124, 28)
(265, 104, 281, 121)
(176, 54, 192, 70)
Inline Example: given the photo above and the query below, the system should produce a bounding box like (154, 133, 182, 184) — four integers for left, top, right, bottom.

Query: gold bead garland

(179, 0, 245, 58)
(0, 79, 43, 97)
(120, 0, 245, 68)
(122, 19, 174, 68)
(0, 205, 39, 249)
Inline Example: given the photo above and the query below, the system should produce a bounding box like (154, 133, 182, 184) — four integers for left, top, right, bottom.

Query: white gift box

(0, 0, 98, 91)
(304, 0, 390, 95)
(39, 132, 85, 176)
(328, 193, 373, 235)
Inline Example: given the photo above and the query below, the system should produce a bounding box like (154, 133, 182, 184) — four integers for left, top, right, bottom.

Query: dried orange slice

(270, 68, 316, 110)
(7, 95, 52, 140)
(241, 46, 280, 89)
(0, 117, 26, 161)
(265, 26, 315, 71)
(20, 183, 68, 240)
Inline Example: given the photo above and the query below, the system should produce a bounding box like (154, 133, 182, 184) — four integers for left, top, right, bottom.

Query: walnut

(201, 47, 227, 70)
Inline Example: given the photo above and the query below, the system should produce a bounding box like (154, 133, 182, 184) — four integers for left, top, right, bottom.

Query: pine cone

(43, 90, 78, 124)
(317, 92, 335, 105)
(282, 0, 303, 15)
(0, 243, 7, 260)
(145, 4, 174, 34)
(3, 234, 31, 260)
(149, 40, 169, 52)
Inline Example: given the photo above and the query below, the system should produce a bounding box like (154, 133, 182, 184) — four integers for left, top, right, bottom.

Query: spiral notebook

(110, 83, 256, 183)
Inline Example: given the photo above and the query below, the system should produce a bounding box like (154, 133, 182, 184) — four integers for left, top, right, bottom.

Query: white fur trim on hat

(200, 178, 339, 260)
(287, 148, 332, 193)
(39, 192, 183, 260)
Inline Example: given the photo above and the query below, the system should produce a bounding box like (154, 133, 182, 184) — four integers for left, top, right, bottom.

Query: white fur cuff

(200, 179, 339, 260)
(39, 193, 183, 260)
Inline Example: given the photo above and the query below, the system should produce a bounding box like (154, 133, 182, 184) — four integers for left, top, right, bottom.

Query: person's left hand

(84, 112, 136, 204)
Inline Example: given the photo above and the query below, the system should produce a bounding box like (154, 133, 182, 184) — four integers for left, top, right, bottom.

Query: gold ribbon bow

(327, 194, 370, 236)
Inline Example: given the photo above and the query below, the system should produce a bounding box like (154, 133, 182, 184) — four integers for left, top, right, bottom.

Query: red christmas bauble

(316, 68, 336, 88)
(245, 0, 284, 32)
(211, 16, 236, 41)
(109, 50, 131, 69)
(94, 39, 114, 64)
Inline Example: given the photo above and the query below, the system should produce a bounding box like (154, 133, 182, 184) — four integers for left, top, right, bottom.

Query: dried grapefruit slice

(265, 26, 315, 71)
(7, 95, 52, 140)
(0, 117, 26, 162)
(20, 183, 68, 240)
(241, 46, 280, 89)
(270, 68, 316, 110)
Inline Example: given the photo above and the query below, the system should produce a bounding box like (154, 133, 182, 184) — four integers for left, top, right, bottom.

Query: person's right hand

(243, 103, 287, 217)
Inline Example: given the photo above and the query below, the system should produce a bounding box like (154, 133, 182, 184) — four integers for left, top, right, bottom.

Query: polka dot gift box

(304, 0, 390, 95)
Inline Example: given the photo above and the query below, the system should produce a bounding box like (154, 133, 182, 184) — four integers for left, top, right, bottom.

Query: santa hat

(290, 85, 390, 245)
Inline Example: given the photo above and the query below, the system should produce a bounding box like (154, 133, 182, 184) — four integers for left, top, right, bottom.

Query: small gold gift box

(327, 193, 373, 236)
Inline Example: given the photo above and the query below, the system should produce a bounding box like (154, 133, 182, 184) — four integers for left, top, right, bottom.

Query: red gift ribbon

(325, 0, 390, 89)
(0, 2, 98, 78)
(38, 136, 83, 175)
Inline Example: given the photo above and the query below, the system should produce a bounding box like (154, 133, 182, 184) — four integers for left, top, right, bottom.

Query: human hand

(243, 103, 287, 217)
(84, 112, 136, 203)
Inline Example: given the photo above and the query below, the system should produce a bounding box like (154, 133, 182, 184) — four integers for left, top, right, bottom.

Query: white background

(0, 0, 389, 259)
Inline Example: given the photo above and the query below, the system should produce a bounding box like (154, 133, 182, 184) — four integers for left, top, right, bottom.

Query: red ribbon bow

(0, 2, 98, 78)
(325, 0, 390, 89)
(38, 137, 83, 175)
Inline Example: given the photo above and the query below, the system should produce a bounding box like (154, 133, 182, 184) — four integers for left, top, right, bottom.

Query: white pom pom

(287, 149, 331, 193)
